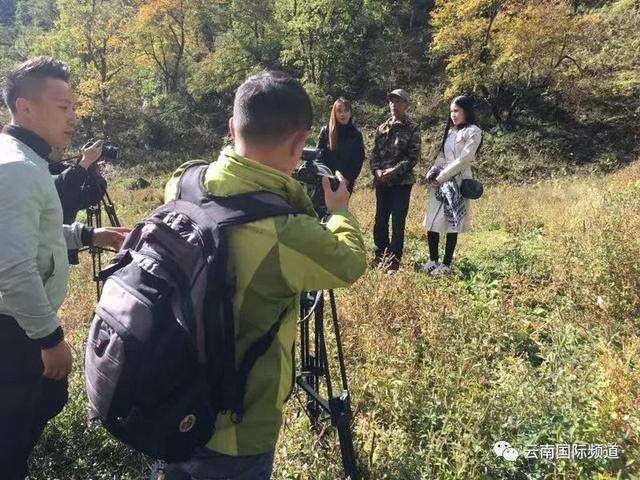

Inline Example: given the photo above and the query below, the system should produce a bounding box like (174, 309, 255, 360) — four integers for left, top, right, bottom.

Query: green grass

(30, 158, 640, 479)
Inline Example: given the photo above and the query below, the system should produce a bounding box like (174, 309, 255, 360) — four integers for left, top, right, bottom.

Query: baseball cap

(387, 89, 411, 103)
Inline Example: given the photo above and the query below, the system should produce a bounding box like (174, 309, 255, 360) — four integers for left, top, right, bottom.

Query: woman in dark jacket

(316, 97, 365, 193)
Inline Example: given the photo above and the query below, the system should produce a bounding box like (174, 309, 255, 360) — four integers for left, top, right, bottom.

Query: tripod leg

(297, 293, 320, 425)
(87, 205, 104, 299)
(330, 392, 360, 480)
(329, 290, 350, 391)
(298, 297, 309, 398)
(89, 172, 121, 228)
(306, 294, 321, 427)
(102, 191, 121, 227)
(86, 181, 120, 300)
(296, 290, 360, 479)
(319, 291, 360, 479)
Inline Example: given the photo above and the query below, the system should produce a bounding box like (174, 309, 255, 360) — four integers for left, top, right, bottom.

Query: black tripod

(296, 289, 359, 480)
(84, 172, 120, 298)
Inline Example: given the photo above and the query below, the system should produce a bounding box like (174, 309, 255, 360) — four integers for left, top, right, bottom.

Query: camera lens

(102, 144, 119, 160)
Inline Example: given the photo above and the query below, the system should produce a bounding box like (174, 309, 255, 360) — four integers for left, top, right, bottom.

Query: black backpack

(84, 162, 297, 462)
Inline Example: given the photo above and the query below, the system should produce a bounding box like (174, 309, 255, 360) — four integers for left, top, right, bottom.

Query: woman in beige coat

(421, 95, 482, 275)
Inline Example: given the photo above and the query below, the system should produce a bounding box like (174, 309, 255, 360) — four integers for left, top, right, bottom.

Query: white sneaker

(420, 260, 439, 274)
(430, 264, 453, 276)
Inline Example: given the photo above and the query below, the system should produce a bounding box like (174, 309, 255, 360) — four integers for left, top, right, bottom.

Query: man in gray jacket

(0, 56, 128, 479)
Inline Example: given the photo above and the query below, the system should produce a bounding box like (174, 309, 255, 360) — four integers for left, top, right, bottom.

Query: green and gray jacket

(165, 147, 367, 456)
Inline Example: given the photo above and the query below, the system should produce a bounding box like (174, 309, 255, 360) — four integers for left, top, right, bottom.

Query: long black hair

(439, 94, 477, 154)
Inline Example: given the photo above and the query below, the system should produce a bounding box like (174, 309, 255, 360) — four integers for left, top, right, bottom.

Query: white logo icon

(179, 414, 197, 433)
(493, 441, 519, 461)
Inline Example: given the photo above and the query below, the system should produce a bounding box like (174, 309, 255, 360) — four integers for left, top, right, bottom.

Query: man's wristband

(81, 225, 94, 247)
(39, 326, 64, 349)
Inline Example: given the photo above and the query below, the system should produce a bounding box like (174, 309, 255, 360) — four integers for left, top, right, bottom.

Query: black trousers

(427, 231, 459, 266)
(0, 315, 68, 479)
(373, 184, 413, 260)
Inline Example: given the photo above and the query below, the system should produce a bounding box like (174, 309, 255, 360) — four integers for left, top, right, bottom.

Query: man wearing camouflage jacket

(370, 89, 421, 271)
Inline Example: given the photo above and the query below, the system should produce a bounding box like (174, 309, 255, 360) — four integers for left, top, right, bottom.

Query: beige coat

(423, 124, 482, 234)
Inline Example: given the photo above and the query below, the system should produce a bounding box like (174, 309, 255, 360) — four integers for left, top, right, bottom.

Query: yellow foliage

(74, 77, 101, 118)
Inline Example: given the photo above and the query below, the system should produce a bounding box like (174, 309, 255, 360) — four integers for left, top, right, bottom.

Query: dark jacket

(370, 117, 421, 186)
(49, 163, 106, 224)
(49, 163, 106, 264)
(316, 122, 365, 193)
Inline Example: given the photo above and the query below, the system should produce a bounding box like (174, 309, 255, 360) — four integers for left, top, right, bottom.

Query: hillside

(1, 0, 639, 177)
(30, 158, 640, 479)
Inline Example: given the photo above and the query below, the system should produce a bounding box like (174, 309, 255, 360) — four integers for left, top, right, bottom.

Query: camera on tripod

(292, 150, 359, 479)
(80, 140, 121, 299)
(101, 142, 119, 161)
(293, 148, 339, 190)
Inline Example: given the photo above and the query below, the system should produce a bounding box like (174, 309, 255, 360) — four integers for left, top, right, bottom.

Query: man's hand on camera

(79, 139, 103, 170)
(92, 227, 130, 250)
(41, 340, 73, 380)
(323, 171, 350, 213)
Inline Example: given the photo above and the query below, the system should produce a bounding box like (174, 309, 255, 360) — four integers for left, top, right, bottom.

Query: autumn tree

(187, 0, 282, 98)
(0, 0, 636, 162)
(15, 0, 57, 29)
(431, 0, 591, 126)
(34, 0, 135, 135)
(574, 0, 640, 123)
(132, 0, 199, 94)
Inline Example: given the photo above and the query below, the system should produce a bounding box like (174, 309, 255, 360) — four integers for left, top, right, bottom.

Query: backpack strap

(177, 162, 299, 225)
(228, 307, 289, 423)
(176, 162, 209, 204)
(203, 192, 296, 227)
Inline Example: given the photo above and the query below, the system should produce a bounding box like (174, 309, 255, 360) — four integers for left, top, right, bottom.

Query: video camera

(101, 142, 119, 161)
(294, 148, 339, 190)
(292, 148, 339, 217)
(82, 139, 119, 163)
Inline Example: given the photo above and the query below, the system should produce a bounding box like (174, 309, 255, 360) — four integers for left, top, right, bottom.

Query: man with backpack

(0, 57, 129, 479)
(157, 71, 367, 478)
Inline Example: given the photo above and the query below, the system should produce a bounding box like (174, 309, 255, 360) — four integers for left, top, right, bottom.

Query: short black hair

(2, 56, 71, 114)
(233, 70, 312, 144)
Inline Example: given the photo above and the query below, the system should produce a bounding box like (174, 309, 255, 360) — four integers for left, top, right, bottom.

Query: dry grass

(32, 160, 640, 479)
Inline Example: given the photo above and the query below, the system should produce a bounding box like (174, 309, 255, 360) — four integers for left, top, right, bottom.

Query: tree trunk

(479, 85, 503, 126)
(409, 3, 415, 33)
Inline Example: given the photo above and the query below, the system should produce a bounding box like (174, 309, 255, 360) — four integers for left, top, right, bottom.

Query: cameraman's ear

(289, 130, 309, 157)
(229, 117, 236, 140)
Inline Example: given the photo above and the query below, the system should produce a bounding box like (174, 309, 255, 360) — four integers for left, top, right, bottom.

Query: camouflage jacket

(369, 117, 421, 186)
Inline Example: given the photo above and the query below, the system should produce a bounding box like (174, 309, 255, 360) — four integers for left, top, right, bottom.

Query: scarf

(431, 166, 466, 228)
